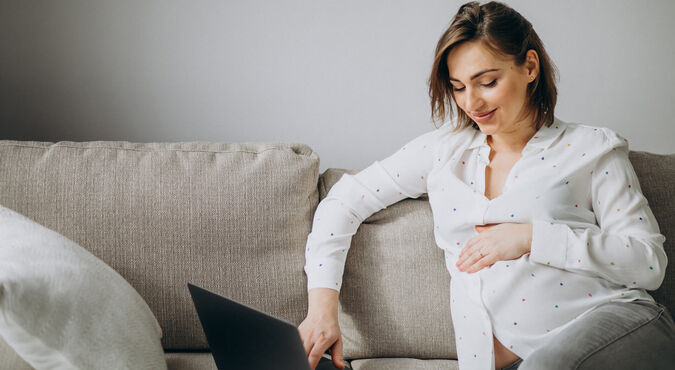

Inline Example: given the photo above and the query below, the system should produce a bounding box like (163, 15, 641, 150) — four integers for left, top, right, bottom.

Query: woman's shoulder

(557, 118, 628, 151)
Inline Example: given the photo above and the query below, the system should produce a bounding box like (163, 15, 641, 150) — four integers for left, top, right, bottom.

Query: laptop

(187, 283, 349, 370)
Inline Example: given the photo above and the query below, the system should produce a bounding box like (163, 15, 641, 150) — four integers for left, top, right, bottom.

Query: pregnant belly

(494, 334, 520, 368)
(478, 255, 624, 336)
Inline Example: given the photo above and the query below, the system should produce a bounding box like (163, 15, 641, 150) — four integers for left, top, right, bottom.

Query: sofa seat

(165, 353, 217, 370)
(164, 353, 461, 370)
(350, 357, 458, 370)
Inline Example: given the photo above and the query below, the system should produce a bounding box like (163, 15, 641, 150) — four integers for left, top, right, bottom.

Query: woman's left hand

(456, 223, 533, 273)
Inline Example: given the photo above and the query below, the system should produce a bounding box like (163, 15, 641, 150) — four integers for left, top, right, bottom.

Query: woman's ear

(525, 49, 540, 81)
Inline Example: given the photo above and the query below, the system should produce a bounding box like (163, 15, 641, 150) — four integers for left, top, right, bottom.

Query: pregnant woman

(299, 2, 675, 369)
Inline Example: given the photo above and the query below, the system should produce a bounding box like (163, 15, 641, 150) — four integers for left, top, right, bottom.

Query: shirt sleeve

(304, 125, 447, 292)
(529, 129, 667, 290)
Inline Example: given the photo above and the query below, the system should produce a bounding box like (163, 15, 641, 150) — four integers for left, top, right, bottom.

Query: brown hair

(428, 1, 558, 131)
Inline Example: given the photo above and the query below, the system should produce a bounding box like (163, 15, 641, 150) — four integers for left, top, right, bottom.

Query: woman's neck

(487, 122, 537, 154)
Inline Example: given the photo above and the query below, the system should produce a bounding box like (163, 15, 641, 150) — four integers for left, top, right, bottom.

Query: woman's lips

(471, 108, 497, 123)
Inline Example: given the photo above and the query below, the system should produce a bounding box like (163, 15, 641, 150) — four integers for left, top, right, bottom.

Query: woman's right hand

(299, 288, 346, 370)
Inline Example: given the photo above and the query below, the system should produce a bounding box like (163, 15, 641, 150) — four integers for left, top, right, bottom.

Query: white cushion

(0, 205, 166, 370)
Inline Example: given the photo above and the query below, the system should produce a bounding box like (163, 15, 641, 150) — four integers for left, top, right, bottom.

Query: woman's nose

(464, 88, 484, 112)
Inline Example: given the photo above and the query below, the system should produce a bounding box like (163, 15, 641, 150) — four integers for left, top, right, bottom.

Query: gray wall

(1, 0, 673, 173)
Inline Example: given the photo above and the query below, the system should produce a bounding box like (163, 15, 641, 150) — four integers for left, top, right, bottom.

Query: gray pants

(502, 299, 675, 370)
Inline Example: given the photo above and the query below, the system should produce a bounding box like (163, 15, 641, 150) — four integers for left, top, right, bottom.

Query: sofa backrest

(0, 140, 319, 351)
(321, 150, 675, 360)
(628, 151, 675, 312)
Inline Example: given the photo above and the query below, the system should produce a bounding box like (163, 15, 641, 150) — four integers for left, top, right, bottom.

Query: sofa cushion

(628, 151, 675, 314)
(0, 140, 319, 351)
(165, 352, 217, 370)
(349, 358, 458, 370)
(319, 169, 455, 360)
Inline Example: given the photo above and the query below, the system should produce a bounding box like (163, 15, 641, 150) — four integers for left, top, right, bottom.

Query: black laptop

(187, 283, 349, 370)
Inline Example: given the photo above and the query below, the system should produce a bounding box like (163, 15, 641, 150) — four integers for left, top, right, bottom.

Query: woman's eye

(452, 86, 465, 92)
(482, 79, 497, 88)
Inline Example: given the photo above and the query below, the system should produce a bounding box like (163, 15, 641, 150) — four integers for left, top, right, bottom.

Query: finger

(306, 342, 320, 370)
(458, 234, 483, 266)
(458, 248, 483, 271)
(308, 333, 329, 370)
(459, 236, 479, 261)
(332, 335, 345, 369)
(301, 329, 312, 356)
(466, 253, 494, 273)
(457, 245, 471, 267)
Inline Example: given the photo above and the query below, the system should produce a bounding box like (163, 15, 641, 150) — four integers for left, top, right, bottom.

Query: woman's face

(446, 40, 537, 137)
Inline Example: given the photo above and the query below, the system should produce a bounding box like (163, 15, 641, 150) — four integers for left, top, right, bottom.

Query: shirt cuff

(307, 280, 341, 292)
(529, 219, 568, 269)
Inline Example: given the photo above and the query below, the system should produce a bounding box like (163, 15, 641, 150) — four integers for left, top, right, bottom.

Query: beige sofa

(0, 140, 672, 370)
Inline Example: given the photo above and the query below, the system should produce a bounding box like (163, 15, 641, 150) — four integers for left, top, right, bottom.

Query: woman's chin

(475, 122, 498, 135)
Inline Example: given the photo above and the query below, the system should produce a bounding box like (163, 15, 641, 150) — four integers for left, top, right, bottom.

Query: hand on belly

(494, 334, 520, 369)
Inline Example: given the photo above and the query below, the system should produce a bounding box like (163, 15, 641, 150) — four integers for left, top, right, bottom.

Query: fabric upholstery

(165, 353, 217, 370)
(349, 357, 459, 370)
(0, 140, 319, 351)
(628, 151, 675, 314)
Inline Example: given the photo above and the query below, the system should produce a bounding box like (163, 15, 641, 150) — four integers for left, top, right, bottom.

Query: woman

(299, 2, 675, 369)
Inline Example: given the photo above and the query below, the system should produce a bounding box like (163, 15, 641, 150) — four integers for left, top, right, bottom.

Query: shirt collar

(467, 117, 566, 151)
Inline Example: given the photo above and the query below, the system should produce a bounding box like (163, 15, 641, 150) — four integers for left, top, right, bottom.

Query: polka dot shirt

(304, 117, 666, 369)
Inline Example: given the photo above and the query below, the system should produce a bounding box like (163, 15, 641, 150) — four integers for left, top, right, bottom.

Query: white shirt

(303, 117, 667, 369)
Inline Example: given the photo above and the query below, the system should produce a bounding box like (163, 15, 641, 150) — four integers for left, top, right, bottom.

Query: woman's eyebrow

(449, 68, 501, 82)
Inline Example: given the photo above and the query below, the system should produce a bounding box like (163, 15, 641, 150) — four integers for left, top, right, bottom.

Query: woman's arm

(300, 124, 449, 369)
(529, 131, 667, 290)
(304, 124, 448, 291)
